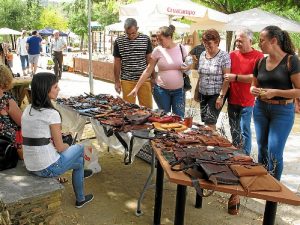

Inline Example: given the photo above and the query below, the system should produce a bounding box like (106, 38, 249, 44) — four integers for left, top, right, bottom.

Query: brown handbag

(239, 175, 282, 194)
(230, 164, 268, 177)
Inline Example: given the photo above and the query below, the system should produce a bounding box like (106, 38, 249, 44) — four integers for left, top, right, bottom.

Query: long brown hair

(262, 25, 295, 55)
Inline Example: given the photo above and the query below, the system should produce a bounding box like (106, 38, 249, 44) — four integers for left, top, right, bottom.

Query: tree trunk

(226, 31, 233, 52)
(80, 34, 84, 51)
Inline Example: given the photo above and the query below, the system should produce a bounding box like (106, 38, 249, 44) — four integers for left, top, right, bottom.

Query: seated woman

(22, 72, 93, 208)
(128, 25, 190, 118)
(0, 63, 23, 159)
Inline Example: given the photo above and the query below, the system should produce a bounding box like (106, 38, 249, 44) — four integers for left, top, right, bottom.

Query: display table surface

(152, 145, 300, 225)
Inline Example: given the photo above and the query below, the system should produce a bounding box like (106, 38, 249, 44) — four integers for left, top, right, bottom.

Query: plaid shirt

(198, 50, 231, 95)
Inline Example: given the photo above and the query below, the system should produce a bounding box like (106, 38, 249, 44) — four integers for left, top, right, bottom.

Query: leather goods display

(125, 113, 151, 125)
(239, 175, 282, 194)
(148, 115, 181, 123)
(230, 165, 268, 177)
(200, 162, 239, 185)
(0, 136, 19, 171)
(153, 122, 187, 132)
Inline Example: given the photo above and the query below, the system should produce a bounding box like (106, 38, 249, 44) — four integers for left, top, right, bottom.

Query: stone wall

(0, 162, 64, 225)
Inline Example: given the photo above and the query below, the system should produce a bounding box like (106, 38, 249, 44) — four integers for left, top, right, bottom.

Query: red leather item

(148, 115, 181, 123)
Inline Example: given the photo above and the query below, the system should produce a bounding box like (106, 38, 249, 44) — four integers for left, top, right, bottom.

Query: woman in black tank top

(250, 26, 300, 180)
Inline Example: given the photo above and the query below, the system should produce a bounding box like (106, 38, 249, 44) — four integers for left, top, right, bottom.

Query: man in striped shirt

(113, 18, 153, 108)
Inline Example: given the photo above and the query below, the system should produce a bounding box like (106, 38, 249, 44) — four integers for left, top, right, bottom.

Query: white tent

(119, 0, 229, 31)
(0, 28, 21, 35)
(224, 8, 300, 32)
(106, 20, 190, 34)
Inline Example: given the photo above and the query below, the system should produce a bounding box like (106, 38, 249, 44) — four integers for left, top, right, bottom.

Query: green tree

(64, 0, 88, 50)
(24, 0, 43, 29)
(39, 7, 68, 30)
(0, 0, 27, 29)
(192, 0, 300, 50)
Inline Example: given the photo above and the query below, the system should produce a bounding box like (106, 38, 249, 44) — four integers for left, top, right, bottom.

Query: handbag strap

(179, 44, 185, 63)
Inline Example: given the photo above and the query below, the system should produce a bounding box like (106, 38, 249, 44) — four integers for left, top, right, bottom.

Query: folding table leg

(195, 192, 203, 208)
(153, 160, 164, 225)
(136, 147, 155, 216)
(263, 201, 277, 225)
(174, 185, 187, 225)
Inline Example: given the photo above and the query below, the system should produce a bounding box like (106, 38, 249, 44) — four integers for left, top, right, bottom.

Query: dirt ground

(54, 126, 272, 225)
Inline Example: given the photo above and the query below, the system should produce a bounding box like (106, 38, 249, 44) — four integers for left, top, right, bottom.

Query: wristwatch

(218, 94, 224, 99)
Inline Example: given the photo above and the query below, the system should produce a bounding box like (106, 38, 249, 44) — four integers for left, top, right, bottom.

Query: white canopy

(106, 20, 190, 34)
(0, 28, 21, 35)
(224, 8, 300, 32)
(119, 0, 229, 31)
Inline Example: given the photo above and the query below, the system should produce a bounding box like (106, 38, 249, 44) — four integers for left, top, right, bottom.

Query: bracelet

(235, 74, 238, 81)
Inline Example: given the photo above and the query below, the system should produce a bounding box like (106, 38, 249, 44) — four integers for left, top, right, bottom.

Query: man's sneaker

(84, 169, 93, 179)
(75, 194, 94, 208)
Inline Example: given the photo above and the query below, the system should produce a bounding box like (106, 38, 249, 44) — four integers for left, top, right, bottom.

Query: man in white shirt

(16, 30, 29, 76)
(51, 30, 66, 79)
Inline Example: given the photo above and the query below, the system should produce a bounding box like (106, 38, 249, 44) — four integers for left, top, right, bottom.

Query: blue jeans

(32, 144, 85, 202)
(20, 55, 29, 70)
(228, 104, 253, 155)
(253, 100, 294, 180)
(153, 84, 185, 118)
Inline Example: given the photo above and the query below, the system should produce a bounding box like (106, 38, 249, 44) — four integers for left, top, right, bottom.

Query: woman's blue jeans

(253, 100, 294, 180)
(153, 84, 185, 118)
(20, 55, 29, 70)
(32, 144, 85, 202)
(228, 104, 253, 155)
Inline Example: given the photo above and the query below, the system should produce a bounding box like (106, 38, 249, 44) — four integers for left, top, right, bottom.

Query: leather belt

(23, 137, 50, 146)
(259, 98, 294, 105)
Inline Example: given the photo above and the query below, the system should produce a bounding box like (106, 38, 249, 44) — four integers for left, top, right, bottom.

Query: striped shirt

(198, 50, 231, 95)
(113, 34, 152, 81)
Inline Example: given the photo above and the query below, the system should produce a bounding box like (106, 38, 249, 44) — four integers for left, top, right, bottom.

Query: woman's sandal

(57, 177, 68, 184)
(228, 194, 240, 215)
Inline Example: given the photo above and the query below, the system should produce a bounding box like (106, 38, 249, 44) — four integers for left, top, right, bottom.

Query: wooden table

(152, 146, 300, 225)
(12, 77, 32, 106)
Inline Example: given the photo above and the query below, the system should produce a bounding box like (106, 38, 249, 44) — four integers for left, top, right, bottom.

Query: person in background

(128, 25, 190, 118)
(26, 30, 42, 75)
(17, 30, 30, 76)
(223, 29, 263, 216)
(0, 63, 23, 159)
(150, 34, 159, 48)
(196, 29, 231, 130)
(5, 46, 13, 69)
(113, 18, 153, 108)
(224, 29, 264, 156)
(22, 72, 94, 208)
(189, 42, 205, 70)
(250, 25, 300, 181)
(51, 30, 66, 79)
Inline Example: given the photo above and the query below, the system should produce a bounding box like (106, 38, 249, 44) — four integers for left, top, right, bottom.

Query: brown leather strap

(259, 98, 294, 105)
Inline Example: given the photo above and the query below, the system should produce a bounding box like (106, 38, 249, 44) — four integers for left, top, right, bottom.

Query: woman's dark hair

(262, 25, 295, 55)
(31, 72, 58, 111)
(158, 25, 176, 38)
(202, 29, 221, 45)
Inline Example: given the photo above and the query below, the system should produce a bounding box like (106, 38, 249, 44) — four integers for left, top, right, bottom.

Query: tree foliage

(0, 0, 42, 30)
(39, 7, 68, 30)
(192, 0, 300, 49)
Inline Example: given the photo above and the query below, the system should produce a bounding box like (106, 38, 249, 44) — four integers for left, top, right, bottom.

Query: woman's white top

(22, 105, 60, 171)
